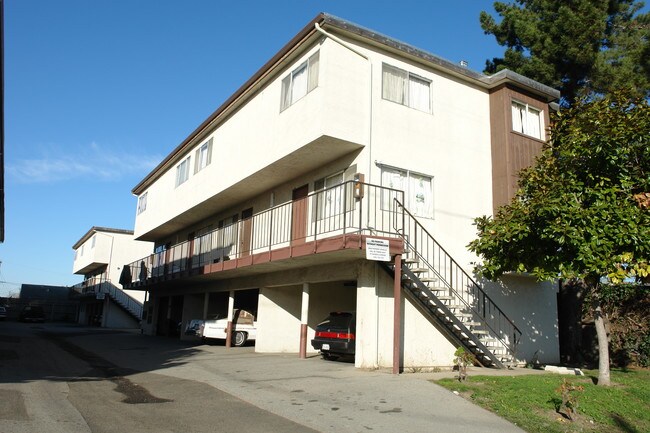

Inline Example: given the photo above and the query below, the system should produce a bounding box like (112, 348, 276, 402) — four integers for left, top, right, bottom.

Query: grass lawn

(434, 368, 649, 433)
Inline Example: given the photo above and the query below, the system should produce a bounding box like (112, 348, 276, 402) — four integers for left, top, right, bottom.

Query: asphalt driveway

(50, 324, 526, 433)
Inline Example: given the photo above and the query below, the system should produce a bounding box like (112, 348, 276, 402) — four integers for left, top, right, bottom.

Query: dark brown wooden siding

(489, 85, 550, 212)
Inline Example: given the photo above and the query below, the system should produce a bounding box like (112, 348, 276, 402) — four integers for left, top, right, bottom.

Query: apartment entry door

(291, 184, 309, 245)
(239, 207, 253, 257)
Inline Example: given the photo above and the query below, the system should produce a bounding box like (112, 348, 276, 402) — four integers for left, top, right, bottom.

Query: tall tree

(480, 0, 650, 105)
(468, 92, 650, 386)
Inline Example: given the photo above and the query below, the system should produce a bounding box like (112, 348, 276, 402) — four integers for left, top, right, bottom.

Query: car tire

(233, 331, 247, 346)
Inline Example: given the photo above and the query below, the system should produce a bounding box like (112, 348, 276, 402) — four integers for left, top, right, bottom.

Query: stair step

(409, 267, 428, 274)
(403, 258, 419, 265)
(419, 278, 439, 284)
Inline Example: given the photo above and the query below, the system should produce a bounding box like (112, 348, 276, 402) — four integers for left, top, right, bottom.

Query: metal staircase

(103, 283, 143, 321)
(387, 200, 521, 368)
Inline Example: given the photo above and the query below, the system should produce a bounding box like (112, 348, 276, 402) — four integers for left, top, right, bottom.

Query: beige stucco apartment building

(72, 227, 153, 328)
(121, 14, 561, 370)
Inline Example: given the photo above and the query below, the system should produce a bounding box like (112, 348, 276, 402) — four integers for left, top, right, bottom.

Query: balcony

(71, 275, 108, 295)
(122, 181, 405, 289)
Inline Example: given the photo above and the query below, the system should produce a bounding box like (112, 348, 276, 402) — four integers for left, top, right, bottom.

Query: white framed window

(137, 192, 148, 215)
(382, 64, 431, 112)
(381, 165, 433, 218)
(175, 156, 191, 187)
(512, 100, 543, 140)
(194, 138, 213, 173)
(281, 51, 320, 111)
(91, 235, 96, 248)
(314, 171, 345, 220)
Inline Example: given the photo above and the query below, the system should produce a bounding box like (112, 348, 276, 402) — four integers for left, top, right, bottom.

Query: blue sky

(0, 0, 506, 295)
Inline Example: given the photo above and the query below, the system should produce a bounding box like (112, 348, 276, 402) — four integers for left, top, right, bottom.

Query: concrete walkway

(59, 326, 533, 433)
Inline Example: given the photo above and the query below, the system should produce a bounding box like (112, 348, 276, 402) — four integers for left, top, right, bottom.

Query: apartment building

(72, 227, 152, 328)
(122, 13, 561, 370)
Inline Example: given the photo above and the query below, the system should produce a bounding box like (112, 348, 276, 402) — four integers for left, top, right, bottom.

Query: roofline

(132, 12, 560, 195)
(132, 13, 327, 195)
(72, 226, 134, 250)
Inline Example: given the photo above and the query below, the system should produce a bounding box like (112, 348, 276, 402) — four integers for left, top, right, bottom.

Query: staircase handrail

(393, 199, 521, 354)
(101, 281, 143, 319)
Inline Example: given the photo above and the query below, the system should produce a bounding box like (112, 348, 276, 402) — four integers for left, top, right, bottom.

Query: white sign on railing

(365, 238, 390, 262)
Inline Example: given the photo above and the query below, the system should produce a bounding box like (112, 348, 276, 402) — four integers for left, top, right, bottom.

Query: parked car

(311, 311, 356, 360)
(197, 309, 257, 346)
(0, 306, 6, 321)
(19, 305, 46, 323)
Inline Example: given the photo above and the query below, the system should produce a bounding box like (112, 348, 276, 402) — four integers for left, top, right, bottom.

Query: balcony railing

(123, 181, 405, 285)
(71, 275, 108, 294)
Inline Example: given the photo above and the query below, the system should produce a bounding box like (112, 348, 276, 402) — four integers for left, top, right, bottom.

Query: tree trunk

(593, 298, 611, 386)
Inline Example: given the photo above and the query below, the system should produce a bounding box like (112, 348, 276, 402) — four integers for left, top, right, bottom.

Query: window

(314, 172, 345, 220)
(175, 156, 191, 187)
(281, 51, 319, 111)
(381, 166, 433, 218)
(194, 138, 213, 173)
(91, 235, 96, 248)
(382, 64, 431, 112)
(137, 192, 147, 215)
(512, 101, 543, 139)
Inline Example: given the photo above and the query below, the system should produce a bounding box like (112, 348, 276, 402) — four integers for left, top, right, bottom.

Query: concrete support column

(393, 254, 402, 375)
(356, 260, 379, 369)
(299, 283, 310, 359)
(225, 290, 235, 348)
(202, 292, 209, 320)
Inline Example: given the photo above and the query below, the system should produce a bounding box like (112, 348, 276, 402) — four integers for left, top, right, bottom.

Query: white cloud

(7, 142, 162, 184)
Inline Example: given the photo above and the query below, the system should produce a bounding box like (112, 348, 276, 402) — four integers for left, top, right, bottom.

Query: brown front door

(239, 208, 253, 257)
(291, 184, 309, 245)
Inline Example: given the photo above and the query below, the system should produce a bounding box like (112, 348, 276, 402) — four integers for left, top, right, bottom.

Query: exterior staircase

(73, 280, 143, 322)
(386, 200, 521, 368)
(103, 282, 143, 321)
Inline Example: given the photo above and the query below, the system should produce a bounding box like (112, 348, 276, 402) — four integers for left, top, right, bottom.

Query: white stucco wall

(102, 297, 140, 329)
(256, 286, 302, 353)
(134, 37, 369, 239)
(356, 261, 457, 370)
(482, 275, 560, 364)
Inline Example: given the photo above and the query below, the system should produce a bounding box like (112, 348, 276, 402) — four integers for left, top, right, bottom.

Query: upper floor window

(175, 156, 191, 187)
(91, 235, 96, 248)
(512, 101, 543, 140)
(281, 51, 319, 111)
(382, 64, 431, 112)
(194, 138, 213, 173)
(381, 165, 433, 218)
(137, 192, 148, 215)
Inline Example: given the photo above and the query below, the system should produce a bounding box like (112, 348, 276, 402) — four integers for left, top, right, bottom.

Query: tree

(468, 92, 650, 386)
(480, 0, 650, 106)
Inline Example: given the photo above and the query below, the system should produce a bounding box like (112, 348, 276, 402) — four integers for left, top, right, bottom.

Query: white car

(197, 309, 257, 346)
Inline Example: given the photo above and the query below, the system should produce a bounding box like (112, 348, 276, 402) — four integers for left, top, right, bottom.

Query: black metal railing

(123, 181, 405, 284)
(394, 199, 522, 357)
